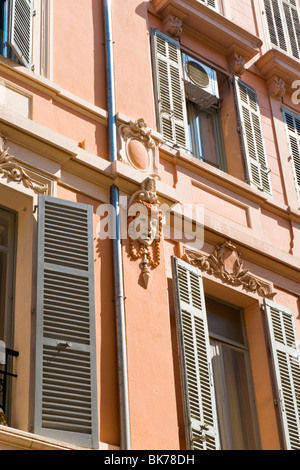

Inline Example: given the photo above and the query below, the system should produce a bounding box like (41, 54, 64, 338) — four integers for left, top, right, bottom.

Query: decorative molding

(163, 15, 183, 38)
(117, 118, 159, 178)
(229, 53, 246, 76)
(0, 135, 48, 194)
(182, 241, 276, 299)
(127, 177, 162, 288)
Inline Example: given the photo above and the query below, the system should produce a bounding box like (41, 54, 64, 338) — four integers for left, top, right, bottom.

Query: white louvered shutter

(151, 29, 189, 151)
(263, 0, 300, 59)
(172, 257, 220, 450)
(8, 0, 33, 68)
(264, 299, 300, 450)
(235, 78, 272, 195)
(199, 0, 217, 9)
(35, 196, 98, 449)
(282, 108, 300, 206)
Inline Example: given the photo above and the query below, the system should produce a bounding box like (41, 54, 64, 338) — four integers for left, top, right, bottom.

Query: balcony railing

(0, 348, 19, 424)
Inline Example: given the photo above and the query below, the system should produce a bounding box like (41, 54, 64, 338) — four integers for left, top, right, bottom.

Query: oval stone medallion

(127, 139, 149, 170)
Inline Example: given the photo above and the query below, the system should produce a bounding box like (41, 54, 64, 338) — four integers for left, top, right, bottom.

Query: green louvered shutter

(8, 0, 33, 68)
(263, 0, 300, 59)
(282, 108, 300, 206)
(235, 78, 272, 195)
(34, 195, 98, 449)
(151, 29, 189, 151)
(172, 257, 220, 450)
(264, 299, 300, 450)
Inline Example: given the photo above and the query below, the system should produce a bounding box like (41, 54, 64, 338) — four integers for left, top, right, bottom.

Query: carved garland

(0, 135, 47, 194)
(182, 241, 276, 299)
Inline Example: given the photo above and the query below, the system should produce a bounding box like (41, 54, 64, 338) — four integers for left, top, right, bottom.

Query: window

(0, 206, 16, 424)
(234, 78, 272, 195)
(207, 297, 260, 450)
(282, 108, 300, 206)
(151, 29, 227, 171)
(0, 0, 51, 77)
(263, 0, 300, 59)
(199, 0, 218, 10)
(171, 256, 300, 450)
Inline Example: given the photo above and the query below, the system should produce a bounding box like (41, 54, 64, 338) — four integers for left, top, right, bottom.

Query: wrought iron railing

(0, 348, 19, 422)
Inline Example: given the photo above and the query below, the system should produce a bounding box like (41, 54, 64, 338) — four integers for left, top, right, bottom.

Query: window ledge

(149, 0, 262, 65)
(256, 49, 300, 96)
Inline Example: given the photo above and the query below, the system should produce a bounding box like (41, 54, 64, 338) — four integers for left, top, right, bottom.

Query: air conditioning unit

(182, 53, 219, 109)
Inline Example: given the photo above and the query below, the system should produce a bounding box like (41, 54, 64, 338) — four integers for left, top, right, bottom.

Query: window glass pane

(0, 251, 7, 341)
(0, 214, 8, 247)
(211, 343, 259, 450)
(206, 297, 244, 345)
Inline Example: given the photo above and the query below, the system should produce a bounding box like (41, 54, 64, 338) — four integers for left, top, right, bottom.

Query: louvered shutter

(282, 108, 300, 206)
(235, 78, 272, 195)
(34, 195, 98, 449)
(200, 0, 217, 9)
(263, 0, 300, 59)
(172, 257, 220, 450)
(264, 299, 300, 450)
(8, 0, 33, 68)
(151, 29, 189, 151)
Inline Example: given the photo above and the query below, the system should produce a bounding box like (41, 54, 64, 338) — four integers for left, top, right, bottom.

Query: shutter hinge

(33, 204, 38, 214)
(32, 10, 37, 16)
(31, 64, 35, 72)
(31, 307, 36, 314)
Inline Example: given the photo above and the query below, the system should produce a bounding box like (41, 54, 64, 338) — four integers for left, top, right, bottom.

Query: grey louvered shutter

(283, 108, 300, 206)
(8, 0, 33, 68)
(172, 257, 220, 450)
(151, 29, 189, 151)
(235, 78, 272, 195)
(263, 0, 300, 59)
(264, 299, 300, 450)
(34, 195, 98, 449)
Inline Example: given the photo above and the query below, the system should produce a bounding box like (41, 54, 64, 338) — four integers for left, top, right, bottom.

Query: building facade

(0, 0, 300, 451)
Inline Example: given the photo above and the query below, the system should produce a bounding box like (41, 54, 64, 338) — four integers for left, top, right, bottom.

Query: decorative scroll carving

(127, 177, 162, 288)
(0, 135, 47, 194)
(163, 15, 183, 38)
(182, 241, 276, 299)
(117, 118, 159, 177)
(229, 53, 246, 76)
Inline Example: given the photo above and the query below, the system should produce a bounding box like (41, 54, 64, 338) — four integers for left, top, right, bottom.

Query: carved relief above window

(182, 240, 276, 299)
(0, 134, 49, 194)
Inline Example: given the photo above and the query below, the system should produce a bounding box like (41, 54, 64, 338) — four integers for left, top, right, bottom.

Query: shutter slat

(35, 195, 98, 449)
(8, 0, 33, 68)
(235, 78, 272, 195)
(264, 299, 300, 450)
(151, 30, 189, 150)
(172, 257, 220, 450)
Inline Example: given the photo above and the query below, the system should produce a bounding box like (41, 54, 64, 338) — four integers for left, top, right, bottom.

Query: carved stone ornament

(118, 118, 159, 177)
(0, 135, 47, 194)
(163, 15, 183, 38)
(268, 76, 286, 100)
(182, 241, 276, 299)
(127, 177, 162, 289)
(229, 53, 246, 77)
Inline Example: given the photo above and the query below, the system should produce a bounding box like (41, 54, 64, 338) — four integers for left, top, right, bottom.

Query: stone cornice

(256, 49, 300, 96)
(149, 0, 262, 65)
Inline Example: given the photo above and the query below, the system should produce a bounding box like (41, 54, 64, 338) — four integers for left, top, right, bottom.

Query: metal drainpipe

(103, 0, 131, 451)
